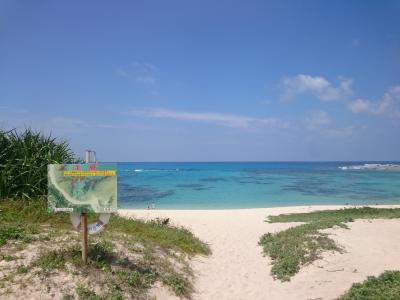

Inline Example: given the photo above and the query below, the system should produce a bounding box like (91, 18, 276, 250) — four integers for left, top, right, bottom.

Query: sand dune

(119, 205, 400, 300)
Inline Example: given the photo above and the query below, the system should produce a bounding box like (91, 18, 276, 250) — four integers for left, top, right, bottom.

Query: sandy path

(119, 205, 400, 300)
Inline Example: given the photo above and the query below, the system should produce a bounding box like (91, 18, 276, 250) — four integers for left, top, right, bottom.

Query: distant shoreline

(118, 202, 400, 211)
(119, 204, 400, 214)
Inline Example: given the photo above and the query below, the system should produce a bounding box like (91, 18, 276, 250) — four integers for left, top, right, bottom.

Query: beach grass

(0, 198, 210, 255)
(0, 198, 210, 298)
(340, 270, 400, 300)
(259, 207, 400, 281)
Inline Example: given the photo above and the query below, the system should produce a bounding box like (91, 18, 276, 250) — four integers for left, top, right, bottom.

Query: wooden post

(81, 213, 88, 264)
(81, 149, 95, 264)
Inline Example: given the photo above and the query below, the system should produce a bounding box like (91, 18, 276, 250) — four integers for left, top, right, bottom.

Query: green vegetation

(75, 284, 124, 300)
(0, 198, 209, 299)
(162, 272, 190, 296)
(267, 207, 400, 223)
(0, 128, 78, 199)
(35, 249, 70, 272)
(259, 219, 341, 281)
(0, 225, 29, 246)
(341, 271, 400, 300)
(75, 285, 103, 300)
(30, 239, 191, 298)
(0, 198, 209, 256)
(259, 207, 400, 281)
(1, 255, 17, 262)
(16, 265, 28, 274)
(111, 214, 209, 255)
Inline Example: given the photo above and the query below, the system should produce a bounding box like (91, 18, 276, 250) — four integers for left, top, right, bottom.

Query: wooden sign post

(81, 212, 88, 264)
(81, 149, 96, 264)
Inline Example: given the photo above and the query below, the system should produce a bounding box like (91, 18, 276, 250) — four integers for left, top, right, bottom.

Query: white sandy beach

(119, 205, 400, 300)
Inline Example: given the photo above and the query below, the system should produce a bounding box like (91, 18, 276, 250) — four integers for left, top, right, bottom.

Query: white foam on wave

(339, 163, 400, 171)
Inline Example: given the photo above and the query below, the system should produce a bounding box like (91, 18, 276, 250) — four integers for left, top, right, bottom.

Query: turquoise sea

(117, 162, 400, 209)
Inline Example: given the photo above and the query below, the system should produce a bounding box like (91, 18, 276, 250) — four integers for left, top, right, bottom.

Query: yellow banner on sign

(63, 170, 116, 177)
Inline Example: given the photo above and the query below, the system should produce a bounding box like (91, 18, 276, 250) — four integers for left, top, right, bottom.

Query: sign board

(48, 164, 117, 213)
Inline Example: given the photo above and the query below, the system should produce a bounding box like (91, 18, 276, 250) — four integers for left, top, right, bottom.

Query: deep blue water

(116, 162, 400, 209)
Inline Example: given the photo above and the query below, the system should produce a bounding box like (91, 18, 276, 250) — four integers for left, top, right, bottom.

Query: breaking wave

(339, 163, 400, 171)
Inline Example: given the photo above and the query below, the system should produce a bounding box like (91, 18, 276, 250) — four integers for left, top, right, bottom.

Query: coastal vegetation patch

(259, 207, 400, 281)
(340, 270, 400, 300)
(0, 198, 210, 299)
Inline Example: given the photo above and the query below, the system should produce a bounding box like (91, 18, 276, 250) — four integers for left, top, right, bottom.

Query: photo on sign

(48, 164, 117, 213)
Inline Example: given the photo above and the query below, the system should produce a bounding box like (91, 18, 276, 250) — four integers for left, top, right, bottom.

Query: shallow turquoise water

(117, 162, 400, 209)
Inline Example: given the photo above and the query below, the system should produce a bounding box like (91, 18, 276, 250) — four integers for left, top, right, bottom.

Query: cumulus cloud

(130, 108, 289, 128)
(281, 74, 353, 101)
(347, 99, 372, 114)
(348, 85, 400, 118)
(305, 111, 331, 129)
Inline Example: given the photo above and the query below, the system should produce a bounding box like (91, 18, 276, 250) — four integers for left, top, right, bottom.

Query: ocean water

(117, 162, 400, 209)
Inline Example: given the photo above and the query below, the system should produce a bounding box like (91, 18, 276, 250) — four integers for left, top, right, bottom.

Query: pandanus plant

(0, 128, 78, 200)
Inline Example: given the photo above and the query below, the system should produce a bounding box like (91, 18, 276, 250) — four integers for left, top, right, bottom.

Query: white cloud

(130, 108, 289, 128)
(46, 117, 149, 132)
(303, 111, 355, 137)
(0, 115, 148, 135)
(281, 74, 353, 101)
(348, 99, 372, 114)
(117, 62, 158, 91)
(348, 85, 400, 118)
(305, 111, 331, 129)
(325, 126, 354, 137)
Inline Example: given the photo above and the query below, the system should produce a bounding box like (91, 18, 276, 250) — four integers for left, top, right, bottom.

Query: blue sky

(1, 0, 399, 161)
